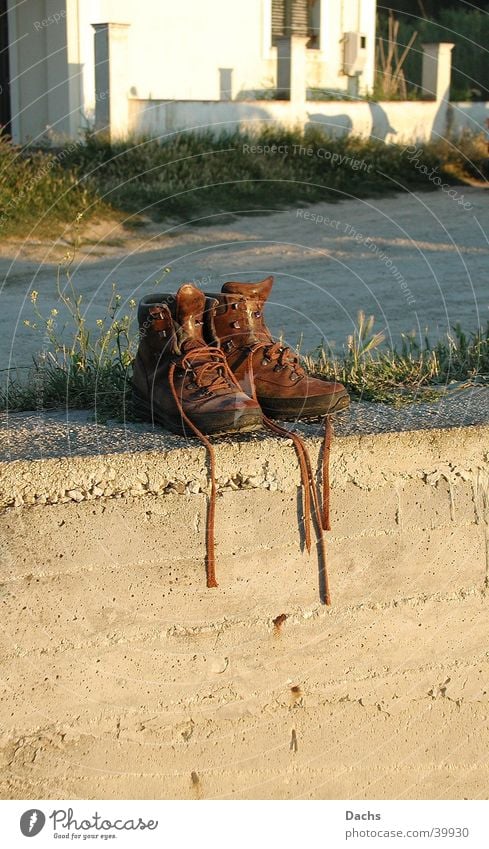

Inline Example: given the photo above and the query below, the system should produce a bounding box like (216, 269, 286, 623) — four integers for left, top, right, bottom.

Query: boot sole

(131, 390, 263, 436)
(260, 392, 350, 420)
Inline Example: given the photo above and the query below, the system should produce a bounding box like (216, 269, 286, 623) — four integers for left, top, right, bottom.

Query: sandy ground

(0, 187, 488, 372)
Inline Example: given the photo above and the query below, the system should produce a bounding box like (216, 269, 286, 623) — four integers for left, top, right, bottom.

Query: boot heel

(131, 389, 155, 422)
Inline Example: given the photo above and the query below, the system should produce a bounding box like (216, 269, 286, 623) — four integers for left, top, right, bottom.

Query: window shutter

(272, 0, 314, 39)
(272, 0, 285, 39)
(292, 0, 309, 36)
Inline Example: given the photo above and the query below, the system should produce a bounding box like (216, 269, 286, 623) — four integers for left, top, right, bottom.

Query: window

(271, 0, 320, 48)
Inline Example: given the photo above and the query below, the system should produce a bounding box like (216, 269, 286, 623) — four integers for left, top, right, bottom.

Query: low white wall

(128, 97, 472, 144)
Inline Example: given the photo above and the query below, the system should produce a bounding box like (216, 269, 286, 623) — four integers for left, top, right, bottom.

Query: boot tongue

(222, 276, 274, 303)
(174, 284, 206, 346)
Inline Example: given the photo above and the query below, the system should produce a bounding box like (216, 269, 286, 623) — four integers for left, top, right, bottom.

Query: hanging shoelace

(257, 338, 333, 538)
(168, 345, 241, 589)
(322, 416, 332, 533)
(245, 347, 333, 606)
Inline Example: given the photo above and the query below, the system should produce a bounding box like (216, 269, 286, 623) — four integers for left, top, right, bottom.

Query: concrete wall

(1, 424, 489, 799)
(128, 97, 455, 143)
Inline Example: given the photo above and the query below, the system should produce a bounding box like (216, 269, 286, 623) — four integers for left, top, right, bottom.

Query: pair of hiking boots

(132, 276, 350, 603)
(133, 276, 349, 434)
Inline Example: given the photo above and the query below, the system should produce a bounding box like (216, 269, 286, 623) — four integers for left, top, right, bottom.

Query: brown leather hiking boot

(207, 276, 350, 419)
(132, 284, 263, 436)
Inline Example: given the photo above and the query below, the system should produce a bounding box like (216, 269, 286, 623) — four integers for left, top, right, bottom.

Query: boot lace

(229, 301, 334, 602)
(260, 340, 305, 380)
(245, 347, 333, 605)
(237, 303, 305, 379)
(179, 346, 235, 394)
(249, 336, 331, 534)
(168, 344, 243, 590)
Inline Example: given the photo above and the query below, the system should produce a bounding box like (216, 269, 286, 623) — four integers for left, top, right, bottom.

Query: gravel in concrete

(1, 385, 488, 462)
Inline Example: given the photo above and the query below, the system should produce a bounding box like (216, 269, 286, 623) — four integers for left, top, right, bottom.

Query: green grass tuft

(304, 312, 489, 405)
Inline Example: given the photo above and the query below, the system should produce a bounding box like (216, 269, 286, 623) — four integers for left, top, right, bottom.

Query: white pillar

(66, 0, 84, 139)
(276, 35, 308, 103)
(421, 43, 455, 101)
(92, 22, 130, 139)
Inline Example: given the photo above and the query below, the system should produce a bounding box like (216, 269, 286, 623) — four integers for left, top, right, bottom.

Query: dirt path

(0, 187, 488, 371)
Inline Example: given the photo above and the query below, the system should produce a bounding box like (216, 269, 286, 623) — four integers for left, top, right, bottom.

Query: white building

(3, 0, 377, 144)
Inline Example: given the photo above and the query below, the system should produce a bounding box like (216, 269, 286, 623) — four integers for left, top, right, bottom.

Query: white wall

(128, 98, 455, 144)
(308, 0, 376, 95)
(7, 0, 379, 142)
(81, 0, 276, 103)
(71, 0, 378, 115)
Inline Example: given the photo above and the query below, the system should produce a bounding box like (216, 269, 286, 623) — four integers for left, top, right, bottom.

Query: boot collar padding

(221, 276, 274, 302)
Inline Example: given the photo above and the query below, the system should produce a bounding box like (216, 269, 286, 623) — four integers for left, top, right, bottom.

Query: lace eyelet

(253, 310, 262, 318)
(231, 321, 240, 329)
(261, 358, 269, 366)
